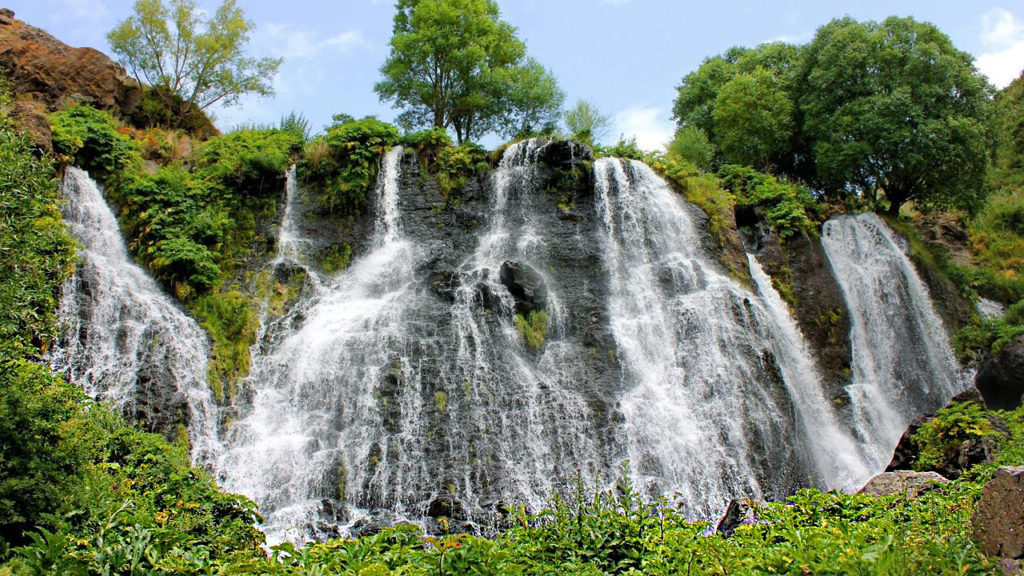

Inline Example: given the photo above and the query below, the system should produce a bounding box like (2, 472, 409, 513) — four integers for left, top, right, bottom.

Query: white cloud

(612, 107, 674, 151)
(255, 23, 366, 60)
(977, 8, 1024, 88)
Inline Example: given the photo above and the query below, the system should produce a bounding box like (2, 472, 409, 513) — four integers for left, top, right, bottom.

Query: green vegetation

(376, 0, 563, 143)
(912, 401, 1002, 473)
(565, 99, 612, 148)
(298, 115, 400, 215)
(674, 16, 993, 216)
(107, 0, 281, 127)
(515, 310, 549, 350)
(716, 164, 818, 240)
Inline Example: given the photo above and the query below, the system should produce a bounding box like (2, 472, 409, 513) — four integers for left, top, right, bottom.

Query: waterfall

(746, 254, 871, 489)
(51, 167, 217, 460)
(65, 137, 972, 541)
(593, 158, 832, 516)
(215, 146, 421, 542)
(821, 213, 969, 467)
(439, 139, 605, 517)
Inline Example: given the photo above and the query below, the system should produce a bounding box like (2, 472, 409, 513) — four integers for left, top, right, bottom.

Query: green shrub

(0, 116, 77, 347)
(298, 116, 400, 215)
(50, 105, 140, 182)
(516, 310, 549, 350)
(196, 128, 302, 193)
(912, 401, 1002, 472)
(668, 125, 715, 172)
(717, 164, 817, 239)
(433, 142, 489, 196)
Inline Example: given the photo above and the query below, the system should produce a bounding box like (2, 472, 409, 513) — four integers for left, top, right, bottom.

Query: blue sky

(10, 0, 1024, 149)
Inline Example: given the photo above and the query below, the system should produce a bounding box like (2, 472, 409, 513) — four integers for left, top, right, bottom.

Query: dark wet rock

(976, 335, 1024, 411)
(716, 499, 757, 537)
(859, 470, 949, 498)
(753, 229, 853, 403)
(427, 495, 464, 519)
(973, 467, 1024, 562)
(499, 261, 547, 314)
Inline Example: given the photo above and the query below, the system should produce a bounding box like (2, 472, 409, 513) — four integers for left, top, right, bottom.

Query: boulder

(0, 10, 141, 115)
(859, 470, 949, 498)
(716, 498, 756, 537)
(973, 467, 1024, 561)
(886, 388, 1007, 479)
(976, 335, 1024, 411)
(499, 261, 547, 314)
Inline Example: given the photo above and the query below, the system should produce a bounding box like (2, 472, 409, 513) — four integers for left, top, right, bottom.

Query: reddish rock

(973, 467, 1024, 560)
(859, 470, 949, 498)
(0, 9, 141, 115)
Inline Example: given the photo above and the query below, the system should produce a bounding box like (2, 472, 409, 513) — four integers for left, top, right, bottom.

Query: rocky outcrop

(749, 228, 853, 403)
(716, 498, 757, 537)
(886, 389, 1009, 478)
(499, 261, 547, 314)
(0, 9, 141, 115)
(976, 335, 1024, 411)
(859, 470, 949, 498)
(973, 467, 1024, 568)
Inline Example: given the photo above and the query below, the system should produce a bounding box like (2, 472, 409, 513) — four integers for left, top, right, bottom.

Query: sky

(9, 0, 1024, 150)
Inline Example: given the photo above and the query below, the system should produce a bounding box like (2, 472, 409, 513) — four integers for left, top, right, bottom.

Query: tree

(673, 43, 802, 172)
(107, 0, 281, 127)
(564, 99, 611, 147)
(375, 0, 560, 143)
(713, 69, 793, 171)
(496, 58, 565, 139)
(798, 16, 993, 214)
(668, 126, 714, 172)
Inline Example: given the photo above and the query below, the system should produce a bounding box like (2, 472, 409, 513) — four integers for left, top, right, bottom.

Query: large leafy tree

(107, 0, 281, 127)
(375, 0, 561, 143)
(673, 43, 801, 171)
(713, 69, 793, 171)
(798, 16, 993, 214)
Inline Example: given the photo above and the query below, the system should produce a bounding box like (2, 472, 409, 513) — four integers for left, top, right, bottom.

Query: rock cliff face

(0, 8, 141, 148)
(0, 8, 140, 113)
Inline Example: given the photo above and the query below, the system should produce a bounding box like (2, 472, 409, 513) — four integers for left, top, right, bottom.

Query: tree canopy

(375, 0, 563, 143)
(673, 17, 994, 215)
(108, 0, 282, 127)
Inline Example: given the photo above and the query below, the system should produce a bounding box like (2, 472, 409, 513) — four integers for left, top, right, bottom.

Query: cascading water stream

(51, 167, 218, 460)
(437, 139, 605, 515)
(746, 254, 871, 489)
(593, 158, 834, 516)
(821, 213, 969, 467)
(215, 146, 420, 542)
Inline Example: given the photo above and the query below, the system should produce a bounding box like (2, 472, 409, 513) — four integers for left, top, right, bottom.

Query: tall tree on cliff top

(375, 0, 562, 143)
(107, 0, 281, 127)
(799, 16, 993, 215)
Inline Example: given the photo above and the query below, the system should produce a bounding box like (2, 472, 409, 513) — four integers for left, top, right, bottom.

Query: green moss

(912, 401, 1002, 472)
(321, 243, 353, 274)
(189, 290, 259, 403)
(516, 310, 549, 350)
(434, 390, 448, 413)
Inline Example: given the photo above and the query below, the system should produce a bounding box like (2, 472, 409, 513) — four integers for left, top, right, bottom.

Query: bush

(912, 401, 1003, 472)
(0, 117, 77, 347)
(196, 128, 302, 193)
(717, 164, 817, 239)
(668, 126, 715, 172)
(516, 310, 549, 350)
(298, 116, 401, 215)
(50, 105, 140, 182)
